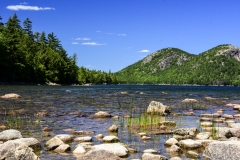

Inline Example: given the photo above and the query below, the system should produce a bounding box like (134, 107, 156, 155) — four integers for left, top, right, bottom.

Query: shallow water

(1, 85, 240, 159)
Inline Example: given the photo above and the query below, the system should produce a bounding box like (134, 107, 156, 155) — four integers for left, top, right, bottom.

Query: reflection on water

(1, 85, 240, 159)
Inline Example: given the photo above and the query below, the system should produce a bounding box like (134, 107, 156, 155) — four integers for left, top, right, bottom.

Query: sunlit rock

(146, 101, 171, 115)
(0, 129, 22, 141)
(93, 111, 111, 118)
(0, 93, 22, 98)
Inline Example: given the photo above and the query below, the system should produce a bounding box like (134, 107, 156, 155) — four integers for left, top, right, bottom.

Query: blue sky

(1, 0, 240, 72)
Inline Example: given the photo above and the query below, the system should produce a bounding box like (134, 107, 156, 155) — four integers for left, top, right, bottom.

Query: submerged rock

(146, 101, 171, 115)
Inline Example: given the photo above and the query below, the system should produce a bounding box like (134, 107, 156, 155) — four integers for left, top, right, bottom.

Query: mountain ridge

(116, 44, 240, 85)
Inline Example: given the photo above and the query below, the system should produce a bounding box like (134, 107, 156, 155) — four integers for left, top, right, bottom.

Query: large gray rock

(142, 153, 168, 160)
(0, 129, 23, 141)
(77, 149, 121, 160)
(229, 123, 240, 129)
(146, 101, 171, 115)
(102, 136, 120, 143)
(173, 128, 197, 140)
(165, 138, 178, 146)
(196, 132, 211, 140)
(179, 139, 203, 149)
(202, 141, 240, 160)
(45, 136, 64, 150)
(9, 138, 41, 151)
(73, 145, 86, 154)
(54, 144, 70, 153)
(74, 136, 92, 142)
(0, 140, 39, 160)
(93, 143, 128, 157)
(55, 134, 74, 143)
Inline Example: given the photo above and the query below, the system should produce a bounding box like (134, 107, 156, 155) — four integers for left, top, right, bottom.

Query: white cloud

(96, 31, 101, 33)
(81, 42, 106, 46)
(72, 42, 79, 44)
(20, 2, 28, 5)
(118, 34, 127, 36)
(139, 50, 150, 52)
(6, 5, 55, 11)
(85, 64, 94, 68)
(75, 37, 91, 41)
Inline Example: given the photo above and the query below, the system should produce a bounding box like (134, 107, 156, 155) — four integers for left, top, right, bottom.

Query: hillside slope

(116, 44, 240, 85)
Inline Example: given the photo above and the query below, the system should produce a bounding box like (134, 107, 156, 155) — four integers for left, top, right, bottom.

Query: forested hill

(0, 13, 118, 85)
(116, 45, 240, 86)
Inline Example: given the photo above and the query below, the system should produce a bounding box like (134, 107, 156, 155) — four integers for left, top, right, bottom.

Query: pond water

(1, 85, 240, 159)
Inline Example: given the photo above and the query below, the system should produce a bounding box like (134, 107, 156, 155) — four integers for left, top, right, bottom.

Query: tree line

(0, 13, 118, 85)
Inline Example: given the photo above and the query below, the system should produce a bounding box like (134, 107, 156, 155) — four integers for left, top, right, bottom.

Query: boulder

(0, 93, 22, 98)
(77, 149, 121, 160)
(196, 132, 211, 140)
(7, 138, 41, 151)
(103, 136, 120, 143)
(55, 134, 74, 143)
(202, 141, 240, 160)
(201, 122, 213, 127)
(0, 129, 23, 141)
(73, 145, 86, 154)
(185, 151, 199, 159)
(107, 124, 118, 132)
(142, 153, 168, 160)
(222, 114, 234, 119)
(169, 144, 182, 156)
(173, 128, 197, 140)
(143, 149, 157, 154)
(54, 144, 71, 153)
(0, 140, 39, 160)
(165, 138, 178, 146)
(93, 143, 128, 157)
(45, 136, 64, 150)
(179, 139, 203, 149)
(200, 113, 221, 118)
(93, 111, 111, 118)
(182, 98, 198, 103)
(196, 140, 217, 148)
(95, 134, 104, 139)
(169, 157, 182, 160)
(146, 101, 171, 115)
(74, 136, 92, 142)
(229, 123, 240, 129)
(75, 142, 94, 150)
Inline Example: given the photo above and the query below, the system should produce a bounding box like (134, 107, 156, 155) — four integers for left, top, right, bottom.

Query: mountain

(115, 44, 240, 85)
